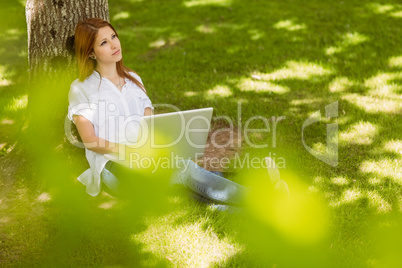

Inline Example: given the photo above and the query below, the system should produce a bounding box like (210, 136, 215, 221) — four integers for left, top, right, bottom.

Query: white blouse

(68, 71, 153, 196)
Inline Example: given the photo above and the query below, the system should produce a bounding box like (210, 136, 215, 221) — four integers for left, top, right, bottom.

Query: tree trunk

(26, 0, 109, 77)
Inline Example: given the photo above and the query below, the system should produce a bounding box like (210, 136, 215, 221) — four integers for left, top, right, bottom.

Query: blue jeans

(101, 159, 247, 206)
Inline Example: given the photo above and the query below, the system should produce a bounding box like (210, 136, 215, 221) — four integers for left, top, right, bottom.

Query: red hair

(74, 18, 146, 92)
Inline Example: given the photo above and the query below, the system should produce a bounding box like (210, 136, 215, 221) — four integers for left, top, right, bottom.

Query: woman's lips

(112, 49, 120, 55)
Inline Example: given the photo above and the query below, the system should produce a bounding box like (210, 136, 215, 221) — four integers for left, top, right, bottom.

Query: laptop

(104, 107, 213, 164)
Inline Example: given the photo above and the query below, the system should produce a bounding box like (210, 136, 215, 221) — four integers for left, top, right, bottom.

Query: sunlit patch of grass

(342, 32, 369, 46)
(360, 159, 402, 185)
(169, 32, 186, 44)
(331, 177, 349, 186)
(1, 118, 14, 125)
(325, 46, 343, 55)
(196, 24, 216, 34)
(342, 93, 402, 114)
(247, 29, 265, 41)
(98, 200, 119, 210)
(329, 77, 355, 93)
(366, 190, 392, 213)
(183, 0, 233, 8)
(149, 38, 166, 48)
(132, 210, 241, 267)
(366, 3, 395, 14)
(290, 97, 323, 105)
(205, 85, 232, 99)
(113, 11, 130, 20)
(364, 72, 402, 96)
(184, 91, 198, 97)
(329, 188, 391, 213)
(5, 94, 27, 111)
(339, 121, 379, 145)
(237, 78, 289, 94)
(325, 32, 369, 56)
(390, 10, 402, 18)
(383, 140, 402, 155)
(36, 192, 52, 203)
(273, 19, 306, 32)
(253, 61, 332, 81)
(0, 65, 12, 86)
(312, 142, 327, 154)
(330, 188, 364, 207)
(368, 177, 382, 185)
(388, 56, 402, 68)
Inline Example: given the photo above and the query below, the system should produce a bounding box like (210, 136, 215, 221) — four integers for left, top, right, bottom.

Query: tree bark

(26, 0, 109, 77)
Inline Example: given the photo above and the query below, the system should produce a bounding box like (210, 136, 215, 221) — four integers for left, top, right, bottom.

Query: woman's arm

(73, 115, 119, 154)
(144, 107, 153, 116)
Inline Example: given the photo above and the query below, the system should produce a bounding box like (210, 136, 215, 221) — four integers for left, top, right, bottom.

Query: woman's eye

(112, 34, 116, 39)
(101, 41, 106, 46)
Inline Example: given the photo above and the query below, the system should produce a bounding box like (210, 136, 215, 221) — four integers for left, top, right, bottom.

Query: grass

(1, 0, 402, 267)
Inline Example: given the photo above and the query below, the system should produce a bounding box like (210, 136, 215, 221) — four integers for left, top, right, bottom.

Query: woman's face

(92, 26, 122, 65)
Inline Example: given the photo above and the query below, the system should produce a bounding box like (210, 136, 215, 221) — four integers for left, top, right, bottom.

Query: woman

(68, 18, 288, 207)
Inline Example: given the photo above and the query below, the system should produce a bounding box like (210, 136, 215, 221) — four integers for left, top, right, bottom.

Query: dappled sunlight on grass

(329, 188, 363, 207)
(168, 32, 187, 44)
(383, 140, 402, 155)
(149, 38, 166, 48)
(341, 32, 369, 46)
(360, 159, 402, 185)
(1, 28, 25, 41)
(252, 61, 332, 81)
(113, 11, 130, 21)
(237, 78, 289, 94)
(331, 177, 350, 186)
(183, 0, 232, 8)
(365, 71, 402, 96)
(368, 177, 382, 185)
(388, 55, 402, 68)
(216, 22, 246, 31)
(1, 118, 14, 125)
(366, 3, 396, 14)
(327, 186, 393, 213)
(328, 77, 356, 93)
(36, 192, 52, 203)
(184, 91, 198, 97)
(5, 94, 27, 112)
(366, 2, 402, 19)
(132, 210, 241, 267)
(325, 46, 343, 55)
(342, 93, 402, 114)
(325, 32, 369, 56)
(290, 97, 323, 106)
(339, 121, 379, 145)
(273, 19, 306, 32)
(98, 200, 119, 210)
(366, 190, 392, 213)
(205, 85, 232, 99)
(247, 29, 265, 41)
(196, 24, 216, 34)
(0, 65, 12, 86)
(390, 10, 402, 18)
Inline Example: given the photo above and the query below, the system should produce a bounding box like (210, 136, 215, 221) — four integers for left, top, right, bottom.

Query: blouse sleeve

(68, 82, 97, 124)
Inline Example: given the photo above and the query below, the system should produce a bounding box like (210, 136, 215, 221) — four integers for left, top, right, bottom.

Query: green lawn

(1, 0, 402, 267)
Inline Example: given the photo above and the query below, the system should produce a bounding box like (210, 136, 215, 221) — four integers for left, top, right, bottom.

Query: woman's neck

(95, 63, 119, 79)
